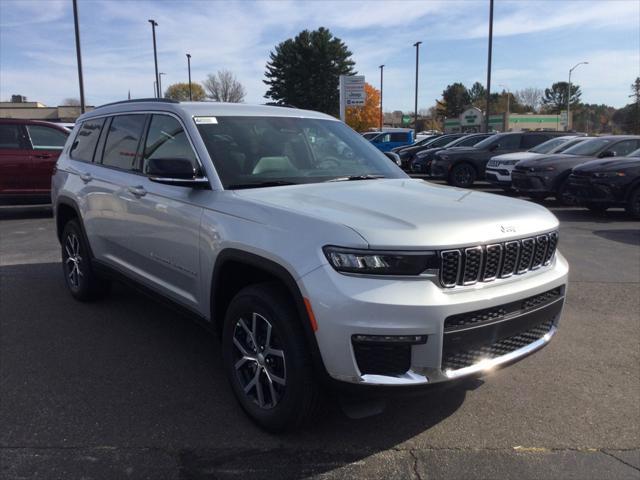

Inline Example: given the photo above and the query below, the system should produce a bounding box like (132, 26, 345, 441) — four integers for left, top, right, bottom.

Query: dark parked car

(390, 134, 440, 154)
(512, 136, 640, 202)
(0, 118, 69, 203)
(410, 133, 494, 174)
(430, 131, 567, 187)
(397, 133, 465, 169)
(566, 147, 640, 218)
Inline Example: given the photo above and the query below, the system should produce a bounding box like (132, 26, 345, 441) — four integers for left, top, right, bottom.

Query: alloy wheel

(232, 312, 286, 409)
(64, 233, 83, 288)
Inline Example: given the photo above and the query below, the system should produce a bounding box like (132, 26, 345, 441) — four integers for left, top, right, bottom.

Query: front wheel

(448, 163, 476, 188)
(222, 283, 320, 432)
(626, 187, 640, 219)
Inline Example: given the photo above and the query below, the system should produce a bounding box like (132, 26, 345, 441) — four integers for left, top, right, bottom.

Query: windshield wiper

(325, 174, 385, 183)
(227, 180, 298, 190)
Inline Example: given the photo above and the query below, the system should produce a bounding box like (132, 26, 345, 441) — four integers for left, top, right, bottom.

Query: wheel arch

(210, 249, 328, 379)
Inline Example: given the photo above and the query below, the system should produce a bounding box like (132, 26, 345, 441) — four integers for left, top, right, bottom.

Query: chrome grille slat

(438, 231, 558, 288)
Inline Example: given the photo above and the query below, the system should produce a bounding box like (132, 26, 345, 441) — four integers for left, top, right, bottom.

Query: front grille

(438, 231, 558, 288)
(441, 319, 554, 371)
(352, 342, 411, 376)
(444, 287, 563, 331)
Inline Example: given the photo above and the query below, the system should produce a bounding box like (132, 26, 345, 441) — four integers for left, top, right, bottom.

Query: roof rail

(263, 102, 297, 109)
(95, 98, 179, 109)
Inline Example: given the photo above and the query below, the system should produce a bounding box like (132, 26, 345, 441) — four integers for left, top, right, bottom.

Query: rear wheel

(61, 220, 111, 301)
(626, 187, 640, 219)
(222, 283, 320, 432)
(448, 163, 476, 188)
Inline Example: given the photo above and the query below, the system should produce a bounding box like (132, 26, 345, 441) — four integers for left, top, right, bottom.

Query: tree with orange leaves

(346, 83, 381, 132)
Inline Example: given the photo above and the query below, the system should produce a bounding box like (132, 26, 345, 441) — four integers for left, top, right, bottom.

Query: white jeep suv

(52, 100, 568, 431)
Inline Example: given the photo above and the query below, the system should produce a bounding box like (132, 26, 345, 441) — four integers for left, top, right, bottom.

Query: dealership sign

(339, 75, 366, 121)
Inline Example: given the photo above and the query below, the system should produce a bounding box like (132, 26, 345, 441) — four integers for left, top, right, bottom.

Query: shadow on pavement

(1, 262, 470, 479)
(592, 229, 640, 246)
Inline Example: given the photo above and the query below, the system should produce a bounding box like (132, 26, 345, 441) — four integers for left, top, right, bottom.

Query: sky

(1, 0, 639, 111)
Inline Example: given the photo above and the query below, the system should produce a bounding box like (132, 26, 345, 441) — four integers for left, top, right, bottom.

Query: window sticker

(194, 116, 218, 124)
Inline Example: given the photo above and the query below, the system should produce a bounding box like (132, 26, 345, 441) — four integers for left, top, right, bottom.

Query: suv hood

(518, 154, 592, 169)
(234, 179, 558, 248)
(574, 158, 640, 172)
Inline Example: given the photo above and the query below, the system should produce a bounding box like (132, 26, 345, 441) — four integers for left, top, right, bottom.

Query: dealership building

(444, 107, 571, 133)
(0, 96, 93, 123)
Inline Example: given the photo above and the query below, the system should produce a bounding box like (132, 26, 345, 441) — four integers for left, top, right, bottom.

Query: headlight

(529, 166, 555, 172)
(593, 171, 625, 178)
(323, 246, 438, 276)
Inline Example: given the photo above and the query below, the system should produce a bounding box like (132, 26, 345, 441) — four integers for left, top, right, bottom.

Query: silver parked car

(52, 100, 569, 431)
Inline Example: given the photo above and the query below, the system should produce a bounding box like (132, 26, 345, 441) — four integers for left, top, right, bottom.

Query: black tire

(586, 204, 609, 214)
(222, 282, 320, 432)
(61, 219, 111, 301)
(626, 187, 640, 219)
(448, 163, 476, 188)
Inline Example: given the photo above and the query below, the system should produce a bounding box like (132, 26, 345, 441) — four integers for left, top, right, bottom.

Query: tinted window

(521, 134, 550, 149)
(609, 140, 640, 157)
(143, 115, 197, 174)
(101, 115, 146, 170)
(496, 134, 521, 149)
(564, 138, 614, 156)
(431, 136, 459, 147)
(453, 135, 487, 147)
(555, 138, 586, 152)
(628, 148, 640, 158)
(389, 132, 408, 142)
(26, 125, 68, 150)
(0, 124, 23, 149)
(70, 118, 105, 162)
(195, 116, 404, 188)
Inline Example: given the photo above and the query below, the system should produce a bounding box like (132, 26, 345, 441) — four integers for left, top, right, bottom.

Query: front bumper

(566, 175, 625, 206)
(429, 161, 449, 179)
(300, 251, 569, 387)
(485, 167, 513, 187)
(511, 171, 553, 193)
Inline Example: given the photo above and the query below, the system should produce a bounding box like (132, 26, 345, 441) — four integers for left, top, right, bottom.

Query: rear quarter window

(70, 118, 105, 162)
(26, 125, 68, 150)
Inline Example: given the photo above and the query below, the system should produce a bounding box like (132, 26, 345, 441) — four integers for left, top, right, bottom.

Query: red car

(0, 118, 69, 203)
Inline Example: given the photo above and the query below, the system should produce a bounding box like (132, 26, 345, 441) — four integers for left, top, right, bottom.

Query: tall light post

(484, 0, 494, 133)
(499, 83, 510, 131)
(158, 72, 166, 98)
(413, 41, 422, 134)
(379, 64, 384, 130)
(72, 0, 85, 113)
(148, 19, 159, 98)
(567, 61, 588, 131)
(186, 53, 192, 101)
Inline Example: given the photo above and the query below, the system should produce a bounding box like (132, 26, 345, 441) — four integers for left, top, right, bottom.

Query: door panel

(0, 124, 30, 194)
(25, 124, 68, 192)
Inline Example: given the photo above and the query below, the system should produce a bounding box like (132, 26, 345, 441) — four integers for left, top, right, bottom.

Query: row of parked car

(383, 131, 640, 219)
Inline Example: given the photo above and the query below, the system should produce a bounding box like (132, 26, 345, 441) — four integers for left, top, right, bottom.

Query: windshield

(628, 148, 640, 158)
(562, 138, 613, 156)
(529, 137, 570, 154)
(473, 134, 504, 150)
(429, 135, 461, 148)
(362, 132, 380, 140)
(196, 116, 406, 189)
(553, 137, 587, 153)
(452, 134, 489, 147)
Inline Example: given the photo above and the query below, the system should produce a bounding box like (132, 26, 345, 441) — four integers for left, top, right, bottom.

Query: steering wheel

(315, 157, 341, 169)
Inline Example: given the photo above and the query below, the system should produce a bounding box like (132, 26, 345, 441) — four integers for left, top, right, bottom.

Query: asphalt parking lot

(1, 181, 639, 480)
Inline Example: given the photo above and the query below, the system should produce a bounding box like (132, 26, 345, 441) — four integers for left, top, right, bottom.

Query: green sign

(402, 115, 411, 126)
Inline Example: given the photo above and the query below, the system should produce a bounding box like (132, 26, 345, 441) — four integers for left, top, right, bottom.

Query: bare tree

(515, 87, 543, 112)
(61, 98, 81, 106)
(203, 70, 246, 103)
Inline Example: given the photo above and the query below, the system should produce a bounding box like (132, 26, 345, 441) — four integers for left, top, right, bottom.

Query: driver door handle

(79, 173, 93, 183)
(128, 185, 147, 197)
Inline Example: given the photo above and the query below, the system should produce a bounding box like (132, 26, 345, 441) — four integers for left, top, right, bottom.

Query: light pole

(484, 0, 494, 133)
(499, 83, 510, 131)
(413, 41, 422, 134)
(567, 61, 588, 131)
(158, 72, 166, 98)
(148, 19, 159, 98)
(379, 64, 384, 130)
(72, 0, 85, 113)
(186, 53, 192, 101)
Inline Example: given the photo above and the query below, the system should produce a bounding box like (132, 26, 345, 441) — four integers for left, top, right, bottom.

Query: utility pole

(379, 64, 384, 130)
(413, 41, 422, 134)
(567, 61, 588, 131)
(484, 0, 494, 133)
(186, 53, 192, 101)
(72, 0, 85, 113)
(148, 19, 159, 98)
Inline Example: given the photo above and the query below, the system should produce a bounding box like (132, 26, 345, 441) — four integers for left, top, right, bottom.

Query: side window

(389, 132, 407, 142)
(143, 115, 197, 174)
(610, 140, 639, 157)
(26, 125, 68, 150)
(521, 134, 548, 149)
(0, 124, 24, 149)
(497, 134, 521, 150)
(101, 115, 147, 171)
(70, 118, 105, 162)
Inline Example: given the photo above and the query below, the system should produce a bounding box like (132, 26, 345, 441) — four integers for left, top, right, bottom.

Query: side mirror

(599, 150, 616, 158)
(147, 158, 210, 188)
(383, 151, 402, 166)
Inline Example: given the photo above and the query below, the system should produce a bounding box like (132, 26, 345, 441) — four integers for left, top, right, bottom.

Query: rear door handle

(79, 173, 93, 183)
(34, 153, 53, 159)
(128, 185, 147, 197)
